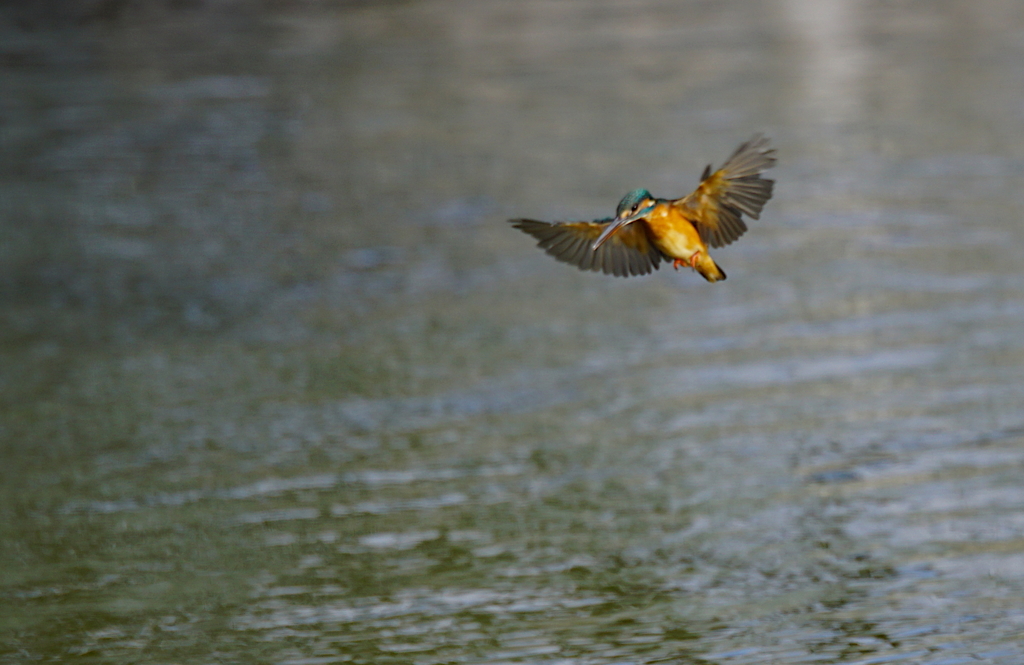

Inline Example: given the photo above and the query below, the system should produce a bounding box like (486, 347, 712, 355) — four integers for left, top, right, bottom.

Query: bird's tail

(695, 253, 726, 282)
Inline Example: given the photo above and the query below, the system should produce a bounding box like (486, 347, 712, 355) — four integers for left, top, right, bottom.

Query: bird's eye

(631, 204, 639, 212)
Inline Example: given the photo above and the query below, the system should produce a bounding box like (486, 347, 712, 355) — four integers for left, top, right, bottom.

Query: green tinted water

(3, 1, 1024, 663)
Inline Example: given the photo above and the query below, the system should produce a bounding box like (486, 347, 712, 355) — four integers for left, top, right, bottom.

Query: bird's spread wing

(674, 134, 776, 249)
(510, 218, 664, 277)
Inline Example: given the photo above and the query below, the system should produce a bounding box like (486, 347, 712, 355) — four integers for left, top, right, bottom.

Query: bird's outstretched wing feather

(510, 218, 664, 277)
(674, 134, 776, 249)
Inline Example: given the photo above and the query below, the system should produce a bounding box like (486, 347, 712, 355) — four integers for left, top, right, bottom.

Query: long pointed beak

(591, 206, 651, 250)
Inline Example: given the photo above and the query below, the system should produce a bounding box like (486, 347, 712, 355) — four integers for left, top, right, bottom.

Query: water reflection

(3, 1, 1024, 663)
(784, 0, 870, 133)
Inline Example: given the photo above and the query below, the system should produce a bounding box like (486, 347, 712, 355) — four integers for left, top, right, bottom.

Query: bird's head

(592, 189, 657, 250)
(615, 188, 655, 220)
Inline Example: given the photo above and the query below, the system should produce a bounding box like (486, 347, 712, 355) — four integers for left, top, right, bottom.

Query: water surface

(3, 1, 1024, 663)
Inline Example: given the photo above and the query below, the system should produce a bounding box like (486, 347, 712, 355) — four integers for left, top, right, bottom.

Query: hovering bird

(510, 134, 776, 282)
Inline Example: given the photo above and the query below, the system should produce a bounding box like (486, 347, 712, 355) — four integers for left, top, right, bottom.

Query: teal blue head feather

(616, 188, 653, 218)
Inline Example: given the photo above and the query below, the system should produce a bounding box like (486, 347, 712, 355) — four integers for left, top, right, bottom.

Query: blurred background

(3, 0, 1024, 662)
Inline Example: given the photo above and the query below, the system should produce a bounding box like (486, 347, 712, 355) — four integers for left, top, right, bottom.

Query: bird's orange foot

(672, 258, 686, 270)
(689, 252, 700, 270)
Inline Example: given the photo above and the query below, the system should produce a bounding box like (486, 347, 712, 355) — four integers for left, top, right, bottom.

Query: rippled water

(4, 1, 1024, 663)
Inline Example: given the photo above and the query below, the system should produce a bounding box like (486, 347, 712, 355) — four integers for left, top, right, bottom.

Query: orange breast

(643, 204, 705, 261)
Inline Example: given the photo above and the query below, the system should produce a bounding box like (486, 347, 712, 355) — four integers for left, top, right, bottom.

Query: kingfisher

(510, 134, 776, 282)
